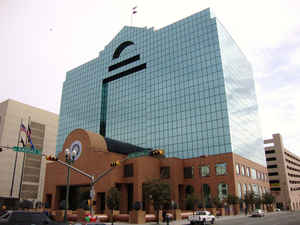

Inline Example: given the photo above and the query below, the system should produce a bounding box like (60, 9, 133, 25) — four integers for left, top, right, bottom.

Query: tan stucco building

(0, 99, 58, 205)
(264, 134, 300, 210)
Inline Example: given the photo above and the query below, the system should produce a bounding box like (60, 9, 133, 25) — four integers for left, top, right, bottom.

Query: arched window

(218, 183, 228, 200)
(202, 184, 211, 202)
(237, 183, 242, 198)
(243, 183, 247, 196)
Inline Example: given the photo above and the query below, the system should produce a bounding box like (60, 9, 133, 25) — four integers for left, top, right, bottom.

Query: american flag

(20, 123, 27, 133)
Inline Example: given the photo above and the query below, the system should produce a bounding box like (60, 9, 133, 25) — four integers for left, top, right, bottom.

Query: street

(109, 211, 300, 225)
(182, 211, 300, 225)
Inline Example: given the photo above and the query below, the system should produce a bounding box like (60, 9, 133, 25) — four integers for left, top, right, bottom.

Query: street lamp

(63, 148, 76, 222)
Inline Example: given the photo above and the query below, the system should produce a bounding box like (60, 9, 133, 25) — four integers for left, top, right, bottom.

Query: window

(266, 157, 277, 161)
(237, 183, 242, 198)
(271, 187, 281, 191)
(247, 167, 250, 177)
(268, 172, 279, 176)
(216, 163, 227, 175)
(269, 180, 279, 184)
(267, 164, 277, 169)
(265, 150, 275, 154)
(241, 165, 245, 176)
(243, 184, 247, 195)
(124, 164, 133, 177)
(248, 184, 252, 192)
(184, 167, 194, 179)
(218, 183, 228, 200)
(201, 165, 210, 177)
(236, 164, 240, 175)
(203, 184, 211, 202)
(160, 167, 170, 179)
(251, 168, 257, 179)
(252, 184, 258, 195)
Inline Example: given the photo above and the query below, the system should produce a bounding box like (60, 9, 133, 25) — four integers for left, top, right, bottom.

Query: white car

(252, 209, 265, 217)
(188, 211, 216, 225)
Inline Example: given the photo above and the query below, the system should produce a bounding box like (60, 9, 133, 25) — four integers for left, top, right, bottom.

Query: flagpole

(10, 119, 22, 197)
(18, 116, 31, 199)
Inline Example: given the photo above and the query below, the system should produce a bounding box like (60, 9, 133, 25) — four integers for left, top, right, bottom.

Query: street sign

(128, 150, 150, 159)
(12, 146, 41, 155)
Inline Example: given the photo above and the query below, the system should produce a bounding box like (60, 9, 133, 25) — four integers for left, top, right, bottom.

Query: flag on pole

(26, 124, 32, 138)
(20, 123, 27, 133)
(132, 6, 137, 14)
(20, 137, 25, 148)
(27, 135, 35, 150)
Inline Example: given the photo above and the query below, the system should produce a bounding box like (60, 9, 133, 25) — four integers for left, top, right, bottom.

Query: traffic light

(46, 155, 58, 161)
(150, 149, 164, 157)
(110, 160, 121, 167)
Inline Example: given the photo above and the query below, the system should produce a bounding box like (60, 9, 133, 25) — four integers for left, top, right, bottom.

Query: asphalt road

(212, 211, 300, 225)
(111, 211, 300, 225)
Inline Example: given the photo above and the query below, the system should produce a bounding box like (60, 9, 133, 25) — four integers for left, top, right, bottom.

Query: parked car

(0, 211, 67, 225)
(251, 209, 265, 217)
(188, 210, 216, 225)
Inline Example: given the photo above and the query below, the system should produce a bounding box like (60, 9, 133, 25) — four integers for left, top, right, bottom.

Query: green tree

(143, 179, 171, 224)
(226, 194, 239, 206)
(244, 192, 256, 212)
(262, 192, 275, 210)
(185, 193, 200, 211)
(212, 197, 222, 208)
(106, 187, 121, 225)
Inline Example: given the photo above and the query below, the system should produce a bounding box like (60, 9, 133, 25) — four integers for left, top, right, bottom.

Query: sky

(0, 0, 299, 155)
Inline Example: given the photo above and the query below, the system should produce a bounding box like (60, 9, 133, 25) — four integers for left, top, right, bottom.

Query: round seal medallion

(70, 140, 82, 161)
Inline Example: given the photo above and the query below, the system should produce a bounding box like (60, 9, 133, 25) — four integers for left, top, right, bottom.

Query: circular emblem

(70, 140, 82, 161)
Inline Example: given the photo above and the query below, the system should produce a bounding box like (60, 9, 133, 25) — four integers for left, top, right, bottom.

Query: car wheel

(202, 219, 207, 225)
(190, 221, 194, 225)
(211, 218, 215, 224)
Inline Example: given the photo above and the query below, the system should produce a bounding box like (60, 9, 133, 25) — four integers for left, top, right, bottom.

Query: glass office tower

(57, 8, 265, 165)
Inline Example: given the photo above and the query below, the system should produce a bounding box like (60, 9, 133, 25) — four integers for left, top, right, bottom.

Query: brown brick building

(44, 129, 269, 213)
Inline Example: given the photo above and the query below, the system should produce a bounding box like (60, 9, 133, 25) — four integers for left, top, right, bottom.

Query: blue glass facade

(56, 8, 265, 165)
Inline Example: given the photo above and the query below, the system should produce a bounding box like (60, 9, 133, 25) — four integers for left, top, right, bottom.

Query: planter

(75, 209, 86, 221)
(217, 208, 225, 216)
(53, 210, 64, 222)
(129, 210, 146, 224)
(106, 210, 120, 221)
(233, 204, 240, 215)
(172, 209, 182, 220)
(207, 208, 216, 216)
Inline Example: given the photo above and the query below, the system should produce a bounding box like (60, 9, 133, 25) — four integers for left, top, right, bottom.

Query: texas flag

(132, 6, 137, 14)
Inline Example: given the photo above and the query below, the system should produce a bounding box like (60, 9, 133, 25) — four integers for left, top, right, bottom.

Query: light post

(63, 148, 76, 222)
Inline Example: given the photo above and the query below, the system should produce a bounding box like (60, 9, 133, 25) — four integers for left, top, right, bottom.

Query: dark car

(0, 211, 67, 225)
